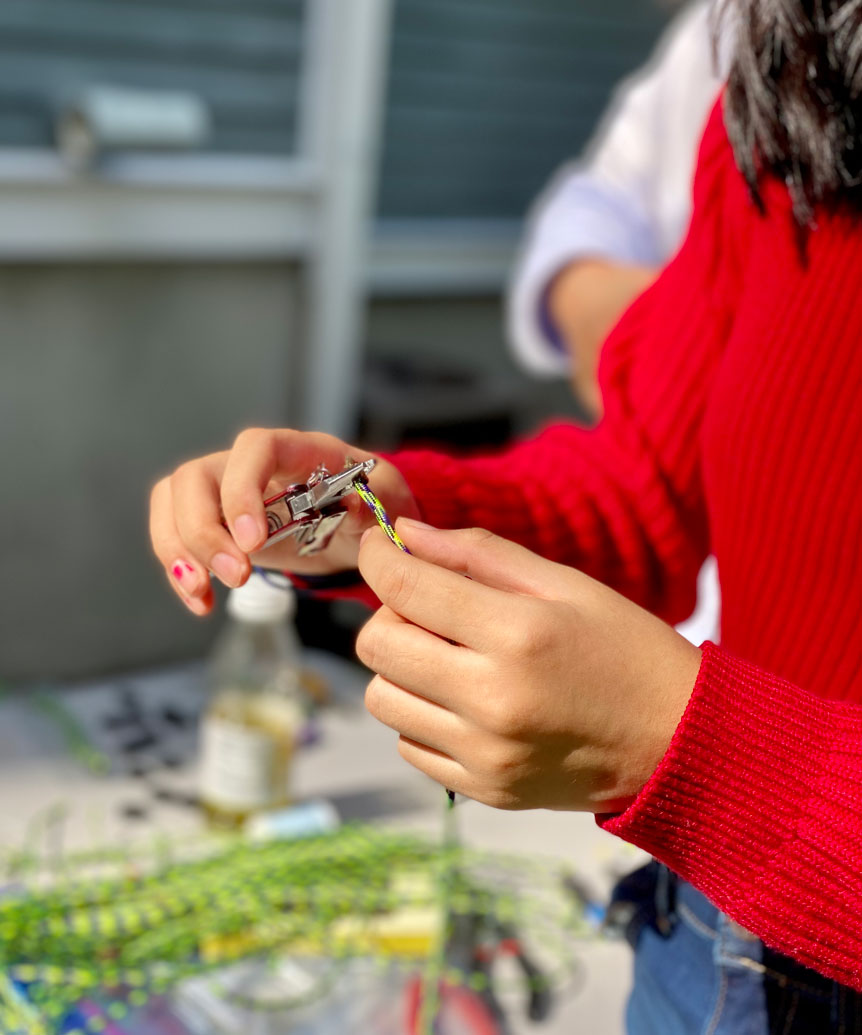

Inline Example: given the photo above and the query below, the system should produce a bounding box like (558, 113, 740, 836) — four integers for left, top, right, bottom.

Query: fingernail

(360, 527, 375, 547)
(233, 514, 261, 552)
(211, 552, 243, 588)
(171, 560, 201, 594)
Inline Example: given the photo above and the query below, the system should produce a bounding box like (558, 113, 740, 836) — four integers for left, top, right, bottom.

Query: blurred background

(0, 4, 685, 1032)
(0, 0, 673, 680)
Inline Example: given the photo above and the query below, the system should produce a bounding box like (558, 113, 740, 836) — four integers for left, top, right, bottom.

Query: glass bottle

(199, 573, 305, 829)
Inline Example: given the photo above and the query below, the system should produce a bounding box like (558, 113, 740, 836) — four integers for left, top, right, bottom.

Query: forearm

(388, 416, 707, 626)
(548, 259, 657, 416)
(507, 173, 660, 381)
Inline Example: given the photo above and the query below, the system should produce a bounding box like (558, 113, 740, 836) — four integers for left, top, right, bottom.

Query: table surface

(0, 650, 642, 1034)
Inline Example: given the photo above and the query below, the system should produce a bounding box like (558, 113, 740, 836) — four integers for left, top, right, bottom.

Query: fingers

(170, 454, 253, 589)
(364, 674, 469, 760)
(396, 738, 471, 797)
(356, 606, 476, 713)
(357, 526, 544, 651)
(151, 430, 383, 612)
(393, 519, 581, 601)
(149, 477, 217, 614)
(220, 429, 373, 552)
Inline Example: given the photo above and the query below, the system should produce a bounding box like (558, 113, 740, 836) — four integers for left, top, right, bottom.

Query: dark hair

(720, 0, 862, 224)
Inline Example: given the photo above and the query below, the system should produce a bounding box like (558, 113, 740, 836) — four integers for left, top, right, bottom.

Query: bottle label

(199, 717, 280, 812)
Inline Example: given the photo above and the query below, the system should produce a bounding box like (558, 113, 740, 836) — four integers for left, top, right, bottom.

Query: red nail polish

(184, 562, 194, 573)
(172, 563, 184, 580)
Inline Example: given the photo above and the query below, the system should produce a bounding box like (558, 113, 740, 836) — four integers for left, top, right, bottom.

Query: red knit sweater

(390, 100, 862, 990)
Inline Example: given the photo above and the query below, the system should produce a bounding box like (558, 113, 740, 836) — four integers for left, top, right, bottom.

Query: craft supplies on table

(0, 820, 592, 1035)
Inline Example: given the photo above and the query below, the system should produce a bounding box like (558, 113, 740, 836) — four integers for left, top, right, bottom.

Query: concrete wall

(1, 262, 301, 680)
(0, 271, 584, 682)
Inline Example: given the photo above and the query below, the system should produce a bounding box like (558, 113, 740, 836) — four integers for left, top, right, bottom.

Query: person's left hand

(356, 520, 702, 814)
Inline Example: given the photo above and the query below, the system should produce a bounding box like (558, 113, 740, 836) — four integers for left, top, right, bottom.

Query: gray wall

(0, 262, 301, 679)
(0, 281, 579, 682)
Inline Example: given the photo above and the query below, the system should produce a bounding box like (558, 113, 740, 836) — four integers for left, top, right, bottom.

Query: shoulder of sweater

(691, 94, 737, 204)
(687, 95, 767, 278)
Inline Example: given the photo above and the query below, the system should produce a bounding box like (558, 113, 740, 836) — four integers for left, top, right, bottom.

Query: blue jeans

(621, 864, 862, 1035)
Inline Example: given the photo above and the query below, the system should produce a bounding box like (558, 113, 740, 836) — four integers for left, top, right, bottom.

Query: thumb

(393, 519, 579, 601)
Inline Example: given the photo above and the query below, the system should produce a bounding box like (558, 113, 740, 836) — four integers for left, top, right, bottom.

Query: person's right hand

(149, 428, 419, 615)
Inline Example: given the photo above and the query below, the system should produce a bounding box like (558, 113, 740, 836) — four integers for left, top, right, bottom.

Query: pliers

(259, 458, 377, 556)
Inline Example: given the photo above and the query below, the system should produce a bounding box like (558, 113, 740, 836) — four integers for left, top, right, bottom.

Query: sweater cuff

(600, 642, 828, 881)
(600, 642, 862, 986)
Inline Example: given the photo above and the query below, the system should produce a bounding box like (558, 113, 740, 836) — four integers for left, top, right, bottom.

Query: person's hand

(549, 259, 657, 419)
(356, 520, 701, 813)
(150, 428, 419, 615)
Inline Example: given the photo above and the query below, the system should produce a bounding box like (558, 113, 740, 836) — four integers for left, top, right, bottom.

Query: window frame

(0, 0, 326, 260)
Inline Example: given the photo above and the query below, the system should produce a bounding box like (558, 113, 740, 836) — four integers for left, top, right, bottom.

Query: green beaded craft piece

(0, 823, 589, 1033)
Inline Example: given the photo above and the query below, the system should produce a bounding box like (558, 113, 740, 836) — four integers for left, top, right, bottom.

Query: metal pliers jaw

(260, 458, 377, 556)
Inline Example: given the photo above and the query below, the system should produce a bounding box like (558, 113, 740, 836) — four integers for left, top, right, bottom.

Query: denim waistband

(672, 875, 849, 1007)
(621, 864, 862, 1031)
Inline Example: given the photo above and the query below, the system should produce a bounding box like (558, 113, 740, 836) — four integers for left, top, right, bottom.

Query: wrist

(593, 639, 702, 815)
(638, 640, 703, 786)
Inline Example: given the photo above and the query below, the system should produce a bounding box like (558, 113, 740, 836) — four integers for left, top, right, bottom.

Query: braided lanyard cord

(353, 481, 409, 552)
(353, 479, 460, 1033)
(353, 480, 454, 810)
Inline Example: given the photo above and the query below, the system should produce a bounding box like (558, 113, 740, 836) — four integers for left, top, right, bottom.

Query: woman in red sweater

(151, 1, 862, 1028)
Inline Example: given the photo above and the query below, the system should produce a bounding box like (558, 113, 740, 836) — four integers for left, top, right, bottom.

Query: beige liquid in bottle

(199, 576, 304, 828)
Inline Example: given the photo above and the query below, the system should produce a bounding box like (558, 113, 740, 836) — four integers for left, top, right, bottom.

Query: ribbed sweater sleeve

(602, 643, 862, 991)
(391, 101, 741, 626)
